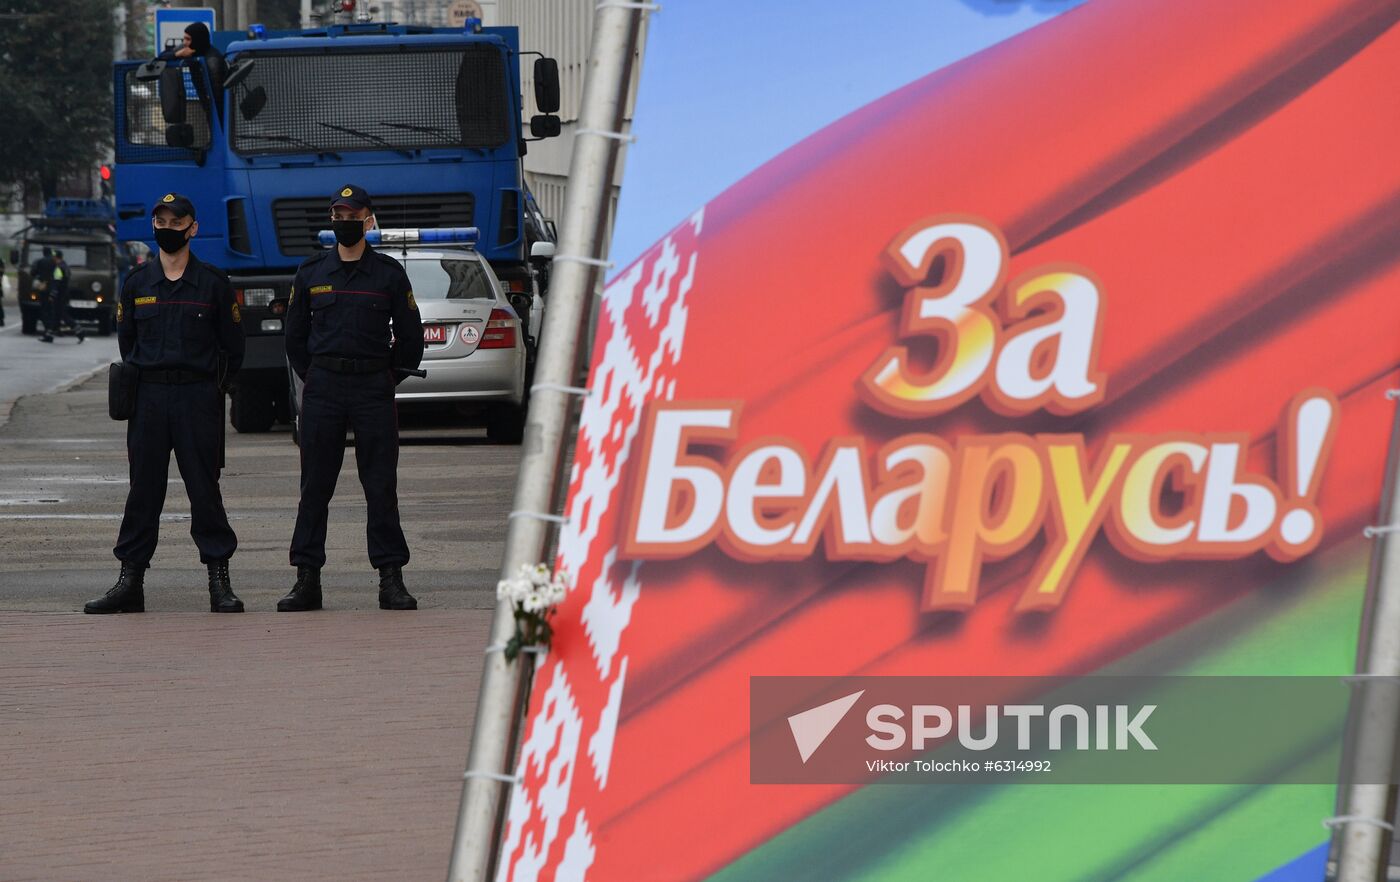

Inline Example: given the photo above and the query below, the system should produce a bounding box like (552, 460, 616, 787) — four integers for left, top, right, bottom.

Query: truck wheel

(97, 313, 113, 336)
(274, 383, 291, 425)
(230, 387, 276, 433)
(486, 403, 526, 444)
(20, 309, 36, 336)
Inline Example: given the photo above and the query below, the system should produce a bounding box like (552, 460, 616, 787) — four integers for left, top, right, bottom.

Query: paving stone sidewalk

(0, 610, 492, 882)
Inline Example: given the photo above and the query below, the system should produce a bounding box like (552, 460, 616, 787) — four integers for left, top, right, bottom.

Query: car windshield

(405, 257, 496, 300)
(25, 245, 108, 269)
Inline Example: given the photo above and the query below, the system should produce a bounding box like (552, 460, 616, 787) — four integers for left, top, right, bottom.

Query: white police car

(290, 227, 533, 444)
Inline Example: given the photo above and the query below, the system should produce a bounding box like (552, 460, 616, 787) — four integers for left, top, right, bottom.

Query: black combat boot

(207, 560, 244, 613)
(378, 565, 417, 611)
(84, 562, 146, 614)
(277, 566, 322, 611)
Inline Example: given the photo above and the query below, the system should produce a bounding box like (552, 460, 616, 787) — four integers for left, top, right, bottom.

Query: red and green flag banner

(499, 0, 1400, 878)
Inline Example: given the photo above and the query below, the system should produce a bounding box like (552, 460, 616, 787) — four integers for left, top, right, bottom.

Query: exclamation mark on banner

(1274, 390, 1339, 558)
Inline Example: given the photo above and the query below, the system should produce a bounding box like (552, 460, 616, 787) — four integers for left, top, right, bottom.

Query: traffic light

(99, 164, 113, 198)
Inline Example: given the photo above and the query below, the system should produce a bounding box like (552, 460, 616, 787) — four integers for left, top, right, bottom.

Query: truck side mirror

(135, 59, 166, 82)
(534, 58, 561, 114)
(224, 59, 255, 90)
(240, 86, 267, 121)
(165, 124, 196, 148)
(529, 115, 561, 139)
(529, 241, 555, 261)
(159, 65, 187, 124)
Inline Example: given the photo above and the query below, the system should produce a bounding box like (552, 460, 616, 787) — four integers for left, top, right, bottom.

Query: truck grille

(272, 193, 475, 257)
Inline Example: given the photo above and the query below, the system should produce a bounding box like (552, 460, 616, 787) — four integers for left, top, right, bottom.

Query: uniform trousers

(289, 365, 409, 569)
(114, 379, 236, 564)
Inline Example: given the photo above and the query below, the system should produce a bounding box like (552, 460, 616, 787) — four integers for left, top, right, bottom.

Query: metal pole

(1334, 398, 1400, 881)
(446, 4, 646, 881)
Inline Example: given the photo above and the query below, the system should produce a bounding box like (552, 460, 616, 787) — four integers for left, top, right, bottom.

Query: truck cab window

(121, 69, 212, 156)
(231, 47, 509, 156)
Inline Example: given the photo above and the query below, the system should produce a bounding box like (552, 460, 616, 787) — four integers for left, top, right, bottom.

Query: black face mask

(332, 219, 366, 248)
(153, 226, 191, 254)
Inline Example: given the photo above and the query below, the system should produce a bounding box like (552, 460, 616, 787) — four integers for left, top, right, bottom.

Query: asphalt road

(0, 283, 527, 613)
(0, 285, 118, 427)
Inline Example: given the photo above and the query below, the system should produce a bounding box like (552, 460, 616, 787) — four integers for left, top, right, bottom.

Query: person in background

(164, 22, 226, 118)
(30, 247, 54, 318)
(37, 248, 62, 344)
(48, 250, 85, 343)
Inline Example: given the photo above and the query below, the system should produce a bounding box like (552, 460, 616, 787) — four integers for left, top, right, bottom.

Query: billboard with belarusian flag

(498, 0, 1400, 878)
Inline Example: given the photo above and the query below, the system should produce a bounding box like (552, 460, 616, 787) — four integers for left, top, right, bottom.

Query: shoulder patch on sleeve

(231, 301, 242, 323)
(406, 289, 417, 311)
(116, 300, 123, 322)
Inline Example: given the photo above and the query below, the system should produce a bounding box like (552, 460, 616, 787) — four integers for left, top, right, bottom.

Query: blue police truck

(112, 20, 561, 432)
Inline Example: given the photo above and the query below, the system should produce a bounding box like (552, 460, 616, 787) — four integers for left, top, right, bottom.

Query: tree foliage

(0, 0, 118, 199)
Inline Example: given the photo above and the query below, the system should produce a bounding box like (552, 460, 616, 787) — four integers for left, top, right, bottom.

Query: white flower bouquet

(495, 562, 570, 661)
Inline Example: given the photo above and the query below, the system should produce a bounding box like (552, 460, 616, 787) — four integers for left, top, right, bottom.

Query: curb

(0, 362, 108, 431)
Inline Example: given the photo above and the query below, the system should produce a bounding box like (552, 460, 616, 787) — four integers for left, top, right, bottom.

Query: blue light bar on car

(316, 227, 480, 248)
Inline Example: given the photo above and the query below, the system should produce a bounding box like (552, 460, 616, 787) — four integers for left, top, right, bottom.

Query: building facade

(496, 0, 644, 255)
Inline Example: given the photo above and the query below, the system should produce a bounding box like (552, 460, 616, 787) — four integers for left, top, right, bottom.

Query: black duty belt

(140, 369, 214, 385)
(312, 356, 393, 375)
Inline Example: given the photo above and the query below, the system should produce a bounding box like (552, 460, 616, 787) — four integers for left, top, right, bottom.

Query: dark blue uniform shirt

(284, 244, 424, 380)
(117, 253, 245, 376)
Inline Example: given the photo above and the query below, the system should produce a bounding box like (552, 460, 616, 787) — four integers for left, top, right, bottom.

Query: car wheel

(486, 403, 526, 444)
(230, 386, 276, 433)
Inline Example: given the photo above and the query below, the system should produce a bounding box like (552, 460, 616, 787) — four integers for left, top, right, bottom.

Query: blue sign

(153, 7, 216, 56)
(153, 8, 216, 100)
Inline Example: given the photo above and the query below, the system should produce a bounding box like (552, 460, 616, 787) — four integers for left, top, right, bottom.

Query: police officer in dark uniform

(280, 184, 423, 611)
(85, 193, 246, 614)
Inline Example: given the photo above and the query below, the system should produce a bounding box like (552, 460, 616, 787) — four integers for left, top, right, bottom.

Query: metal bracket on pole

(484, 644, 548, 656)
(576, 128, 638, 143)
(1326, 815, 1397, 832)
(531, 382, 591, 398)
(1385, 389, 1400, 400)
(596, 1, 661, 10)
(552, 254, 615, 269)
(462, 770, 522, 785)
(1363, 524, 1400, 538)
(507, 510, 569, 525)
